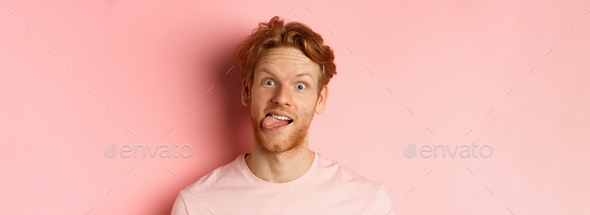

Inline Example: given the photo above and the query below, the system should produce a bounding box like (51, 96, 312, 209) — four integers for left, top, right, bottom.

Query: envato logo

(403, 141, 493, 158)
(103, 141, 193, 158)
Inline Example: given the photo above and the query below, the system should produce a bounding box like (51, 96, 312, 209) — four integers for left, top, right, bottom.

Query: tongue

(262, 115, 290, 129)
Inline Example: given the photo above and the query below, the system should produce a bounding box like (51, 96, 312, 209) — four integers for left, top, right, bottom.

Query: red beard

(250, 107, 314, 153)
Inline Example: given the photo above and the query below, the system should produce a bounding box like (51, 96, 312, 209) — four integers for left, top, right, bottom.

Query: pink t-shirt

(171, 152, 395, 215)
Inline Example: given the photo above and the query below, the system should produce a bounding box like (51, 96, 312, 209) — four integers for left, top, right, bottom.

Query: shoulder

(179, 155, 245, 197)
(313, 153, 393, 213)
(315, 153, 383, 193)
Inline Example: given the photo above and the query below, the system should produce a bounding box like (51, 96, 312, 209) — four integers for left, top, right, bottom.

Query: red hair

(234, 16, 337, 94)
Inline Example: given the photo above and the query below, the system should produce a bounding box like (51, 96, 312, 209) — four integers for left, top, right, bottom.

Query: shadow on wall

(153, 24, 254, 215)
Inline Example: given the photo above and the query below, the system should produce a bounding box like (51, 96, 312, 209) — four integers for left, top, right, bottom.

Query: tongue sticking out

(262, 115, 290, 129)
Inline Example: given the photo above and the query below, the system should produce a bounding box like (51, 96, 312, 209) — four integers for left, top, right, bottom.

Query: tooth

(272, 114, 291, 121)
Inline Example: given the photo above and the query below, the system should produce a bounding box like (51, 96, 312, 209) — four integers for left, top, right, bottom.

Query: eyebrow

(259, 69, 313, 79)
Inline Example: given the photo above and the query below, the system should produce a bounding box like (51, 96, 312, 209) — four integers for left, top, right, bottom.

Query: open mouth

(262, 113, 294, 130)
(265, 114, 294, 124)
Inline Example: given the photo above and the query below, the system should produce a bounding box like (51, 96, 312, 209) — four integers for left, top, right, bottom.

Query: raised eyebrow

(259, 69, 312, 80)
(295, 73, 313, 79)
(259, 69, 275, 77)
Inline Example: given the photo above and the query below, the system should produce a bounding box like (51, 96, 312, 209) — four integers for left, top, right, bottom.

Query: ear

(241, 78, 251, 106)
(315, 85, 328, 115)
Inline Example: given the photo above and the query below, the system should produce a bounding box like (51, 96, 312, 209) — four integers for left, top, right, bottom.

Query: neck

(245, 140, 315, 183)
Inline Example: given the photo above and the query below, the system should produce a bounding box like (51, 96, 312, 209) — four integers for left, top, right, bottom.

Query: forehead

(255, 47, 320, 74)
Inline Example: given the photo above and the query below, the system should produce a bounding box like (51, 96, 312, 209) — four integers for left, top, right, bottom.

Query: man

(171, 16, 395, 215)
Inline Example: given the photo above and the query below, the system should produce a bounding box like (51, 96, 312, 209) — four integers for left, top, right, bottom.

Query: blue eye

(296, 83, 306, 90)
(264, 79, 275, 85)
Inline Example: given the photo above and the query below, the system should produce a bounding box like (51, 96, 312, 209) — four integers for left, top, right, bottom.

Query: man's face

(242, 46, 328, 153)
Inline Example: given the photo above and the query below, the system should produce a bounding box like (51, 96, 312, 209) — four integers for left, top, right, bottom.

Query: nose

(271, 83, 292, 107)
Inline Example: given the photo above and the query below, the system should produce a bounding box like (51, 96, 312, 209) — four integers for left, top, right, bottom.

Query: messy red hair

(234, 16, 336, 94)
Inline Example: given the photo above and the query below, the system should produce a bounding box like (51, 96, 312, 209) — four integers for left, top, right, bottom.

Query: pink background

(1, 0, 589, 214)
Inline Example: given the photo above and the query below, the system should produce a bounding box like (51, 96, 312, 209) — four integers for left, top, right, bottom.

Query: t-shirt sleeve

(171, 192, 188, 215)
(373, 184, 395, 215)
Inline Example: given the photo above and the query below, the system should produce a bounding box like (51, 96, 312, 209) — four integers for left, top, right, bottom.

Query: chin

(250, 108, 313, 154)
(261, 141, 300, 153)
(258, 130, 300, 153)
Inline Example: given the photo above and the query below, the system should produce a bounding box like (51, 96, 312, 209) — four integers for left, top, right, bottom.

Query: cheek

(295, 98, 317, 113)
(250, 93, 271, 113)
(251, 94, 269, 107)
(250, 89, 264, 104)
(301, 94, 318, 106)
